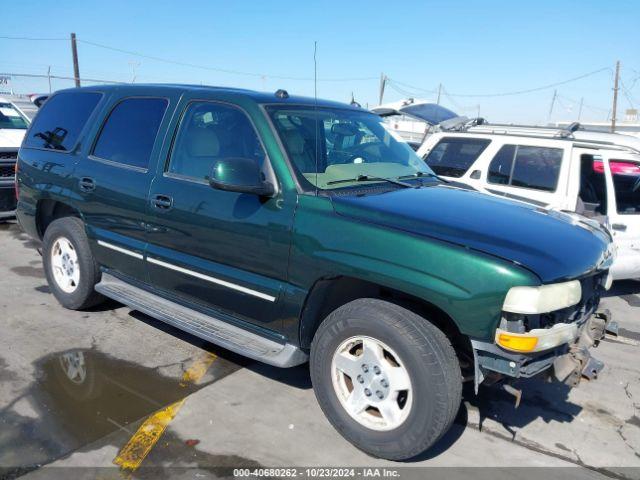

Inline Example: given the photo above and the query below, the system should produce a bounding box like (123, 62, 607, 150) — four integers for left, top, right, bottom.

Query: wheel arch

(299, 276, 470, 355)
(36, 199, 83, 239)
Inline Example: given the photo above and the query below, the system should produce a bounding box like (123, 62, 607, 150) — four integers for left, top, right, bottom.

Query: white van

(416, 125, 640, 280)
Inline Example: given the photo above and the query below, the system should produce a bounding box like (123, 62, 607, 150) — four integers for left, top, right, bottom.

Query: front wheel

(310, 298, 462, 460)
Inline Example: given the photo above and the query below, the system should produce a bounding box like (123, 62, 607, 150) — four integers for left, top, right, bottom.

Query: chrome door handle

(79, 177, 95, 192)
(151, 194, 173, 210)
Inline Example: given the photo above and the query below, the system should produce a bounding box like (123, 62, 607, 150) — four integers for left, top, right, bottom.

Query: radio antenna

(314, 40, 319, 194)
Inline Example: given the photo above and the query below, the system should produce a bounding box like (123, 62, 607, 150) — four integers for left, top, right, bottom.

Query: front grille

(0, 163, 15, 178)
(0, 188, 17, 211)
(0, 151, 18, 160)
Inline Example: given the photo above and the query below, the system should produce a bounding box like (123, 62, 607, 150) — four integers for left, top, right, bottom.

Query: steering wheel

(345, 142, 383, 164)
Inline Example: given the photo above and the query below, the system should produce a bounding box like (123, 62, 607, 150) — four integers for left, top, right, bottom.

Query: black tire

(310, 298, 462, 461)
(42, 216, 105, 310)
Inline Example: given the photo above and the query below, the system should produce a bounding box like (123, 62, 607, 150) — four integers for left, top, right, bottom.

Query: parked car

(371, 99, 464, 148)
(417, 124, 640, 281)
(0, 97, 30, 220)
(17, 85, 614, 460)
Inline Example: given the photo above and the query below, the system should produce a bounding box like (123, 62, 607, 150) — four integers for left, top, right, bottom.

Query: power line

(0, 35, 67, 41)
(77, 39, 376, 82)
(412, 67, 611, 98)
(0, 35, 377, 82)
(0, 72, 122, 85)
(387, 79, 438, 95)
(556, 93, 609, 114)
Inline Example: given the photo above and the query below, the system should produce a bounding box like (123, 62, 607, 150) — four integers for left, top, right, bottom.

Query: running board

(95, 273, 308, 368)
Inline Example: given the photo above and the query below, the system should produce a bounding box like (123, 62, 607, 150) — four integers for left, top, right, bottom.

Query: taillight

(14, 161, 19, 199)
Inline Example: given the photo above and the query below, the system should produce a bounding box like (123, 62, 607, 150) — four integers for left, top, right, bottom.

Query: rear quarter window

(488, 144, 563, 192)
(423, 137, 490, 178)
(24, 91, 102, 151)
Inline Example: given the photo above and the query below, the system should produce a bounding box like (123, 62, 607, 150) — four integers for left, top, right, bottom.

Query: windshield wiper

(398, 171, 450, 184)
(327, 174, 413, 188)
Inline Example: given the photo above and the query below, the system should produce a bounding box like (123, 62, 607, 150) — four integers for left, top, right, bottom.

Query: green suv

(16, 85, 614, 460)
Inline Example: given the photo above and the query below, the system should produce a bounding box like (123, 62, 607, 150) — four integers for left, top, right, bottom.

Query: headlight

(502, 280, 582, 314)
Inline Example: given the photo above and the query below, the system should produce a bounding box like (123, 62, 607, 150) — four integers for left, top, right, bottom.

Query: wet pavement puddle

(0, 348, 244, 476)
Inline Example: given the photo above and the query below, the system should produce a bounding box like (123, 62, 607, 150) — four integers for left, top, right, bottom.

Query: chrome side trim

(97, 240, 143, 260)
(147, 256, 276, 302)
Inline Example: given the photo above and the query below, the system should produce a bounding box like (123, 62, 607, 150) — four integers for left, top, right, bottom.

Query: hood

(372, 101, 462, 126)
(331, 186, 611, 283)
(0, 129, 26, 148)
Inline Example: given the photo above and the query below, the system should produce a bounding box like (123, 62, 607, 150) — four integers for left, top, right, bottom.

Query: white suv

(417, 124, 640, 281)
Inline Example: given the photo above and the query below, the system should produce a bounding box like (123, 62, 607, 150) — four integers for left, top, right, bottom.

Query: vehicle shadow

(123, 308, 580, 460)
(463, 377, 580, 438)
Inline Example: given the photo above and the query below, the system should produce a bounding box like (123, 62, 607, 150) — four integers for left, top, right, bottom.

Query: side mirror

(209, 157, 276, 197)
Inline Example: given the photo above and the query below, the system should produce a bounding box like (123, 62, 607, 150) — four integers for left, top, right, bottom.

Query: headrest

(284, 130, 305, 155)
(187, 128, 220, 157)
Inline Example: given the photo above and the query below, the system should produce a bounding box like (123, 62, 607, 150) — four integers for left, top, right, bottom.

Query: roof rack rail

(466, 122, 581, 138)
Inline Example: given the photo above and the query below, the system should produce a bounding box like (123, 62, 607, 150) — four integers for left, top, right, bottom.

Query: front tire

(43, 217, 105, 310)
(310, 298, 462, 460)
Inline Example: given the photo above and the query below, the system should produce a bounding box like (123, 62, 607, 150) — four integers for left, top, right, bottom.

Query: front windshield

(267, 106, 433, 190)
(0, 103, 29, 130)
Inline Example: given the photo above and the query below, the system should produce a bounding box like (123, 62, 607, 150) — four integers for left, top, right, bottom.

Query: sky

(2, 0, 639, 124)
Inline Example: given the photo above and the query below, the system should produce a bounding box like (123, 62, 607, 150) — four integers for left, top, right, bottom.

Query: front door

(145, 99, 295, 331)
(601, 152, 640, 279)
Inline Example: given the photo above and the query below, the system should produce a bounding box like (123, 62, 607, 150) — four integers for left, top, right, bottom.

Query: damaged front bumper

(470, 310, 616, 394)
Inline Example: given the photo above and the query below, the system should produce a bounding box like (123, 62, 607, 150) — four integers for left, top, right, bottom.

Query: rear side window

(92, 97, 168, 169)
(488, 145, 563, 192)
(24, 91, 102, 151)
(423, 137, 490, 178)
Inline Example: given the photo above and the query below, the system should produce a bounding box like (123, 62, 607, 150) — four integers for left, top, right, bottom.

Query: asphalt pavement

(1, 219, 639, 480)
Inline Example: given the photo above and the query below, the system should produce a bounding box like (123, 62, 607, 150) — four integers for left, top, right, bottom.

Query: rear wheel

(43, 217, 105, 310)
(310, 298, 462, 460)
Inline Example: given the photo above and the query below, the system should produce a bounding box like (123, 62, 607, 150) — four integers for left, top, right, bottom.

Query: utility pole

(436, 83, 442, 105)
(611, 60, 620, 133)
(548, 89, 557, 122)
(477, 104, 481, 119)
(578, 97, 584, 121)
(47, 66, 52, 93)
(378, 73, 387, 105)
(70, 33, 81, 87)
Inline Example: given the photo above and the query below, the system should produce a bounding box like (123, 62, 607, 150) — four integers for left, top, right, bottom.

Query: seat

(177, 128, 221, 180)
(283, 130, 316, 173)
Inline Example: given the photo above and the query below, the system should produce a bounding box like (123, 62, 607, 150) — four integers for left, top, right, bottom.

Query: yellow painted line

(113, 352, 217, 471)
(181, 352, 217, 386)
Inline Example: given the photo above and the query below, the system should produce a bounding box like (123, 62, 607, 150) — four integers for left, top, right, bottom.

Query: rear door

(144, 96, 295, 331)
(601, 152, 640, 279)
(74, 90, 179, 282)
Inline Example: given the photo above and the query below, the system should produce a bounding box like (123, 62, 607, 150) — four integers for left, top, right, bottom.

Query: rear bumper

(471, 310, 611, 390)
